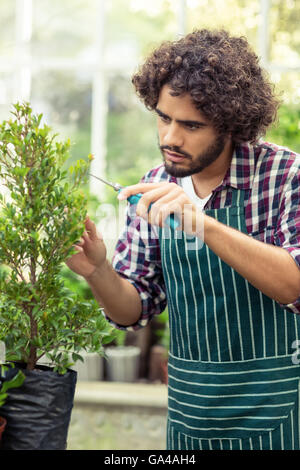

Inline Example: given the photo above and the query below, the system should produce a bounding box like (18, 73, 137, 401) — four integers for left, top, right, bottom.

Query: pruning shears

(89, 174, 180, 230)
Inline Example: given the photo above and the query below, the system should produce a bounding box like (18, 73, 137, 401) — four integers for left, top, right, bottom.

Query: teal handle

(120, 191, 180, 230)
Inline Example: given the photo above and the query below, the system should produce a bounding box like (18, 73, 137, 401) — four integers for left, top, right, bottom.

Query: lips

(164, 150, 186, 163)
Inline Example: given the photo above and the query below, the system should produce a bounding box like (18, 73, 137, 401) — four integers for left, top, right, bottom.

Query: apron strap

(231, 187, 245, 207)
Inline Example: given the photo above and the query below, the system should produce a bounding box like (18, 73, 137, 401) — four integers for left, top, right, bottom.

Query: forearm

(85, 260, 142, 326)
(202, 214, 300, 304)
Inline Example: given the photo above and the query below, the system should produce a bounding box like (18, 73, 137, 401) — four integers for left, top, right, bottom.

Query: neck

(192, 140, 234, 198)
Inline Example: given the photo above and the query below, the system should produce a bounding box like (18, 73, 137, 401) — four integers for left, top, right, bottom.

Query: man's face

(156, 85, 228, 178)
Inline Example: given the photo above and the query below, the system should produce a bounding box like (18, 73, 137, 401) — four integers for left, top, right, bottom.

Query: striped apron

(159, 188, 300, 450)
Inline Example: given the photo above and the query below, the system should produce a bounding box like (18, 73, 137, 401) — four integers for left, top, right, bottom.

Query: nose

(162, 122, 184, 149)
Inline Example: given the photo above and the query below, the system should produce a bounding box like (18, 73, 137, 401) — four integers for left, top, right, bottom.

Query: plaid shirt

(109, 141, 300, 330)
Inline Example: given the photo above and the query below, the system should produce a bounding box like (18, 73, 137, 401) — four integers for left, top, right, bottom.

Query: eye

(185, 123, 200, 131)
(159, 115, 171, 124)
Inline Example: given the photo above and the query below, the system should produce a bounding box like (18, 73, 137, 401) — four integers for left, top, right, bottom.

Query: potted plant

(105, 330, 141, 383)
(0, 102, 115, 449)
(0, 363, 25, 444)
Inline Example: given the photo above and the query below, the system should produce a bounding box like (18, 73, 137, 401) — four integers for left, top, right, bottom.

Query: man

(66, 29, 300, 450)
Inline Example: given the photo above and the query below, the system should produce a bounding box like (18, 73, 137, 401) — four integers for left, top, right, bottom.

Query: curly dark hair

(132, 29, 280, 144)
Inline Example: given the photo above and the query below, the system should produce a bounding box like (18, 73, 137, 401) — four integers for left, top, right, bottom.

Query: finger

(145, 188, 189, 227)
(82, 230, 90, 241)
(84, 217, 97, 241)
(66, 244, 83, 258)
(117, 183, 166, 201)
(75, 237, 84, 246)
(84, 218, 103, 242)
(149, 199, 184, 228)
(136, 184, 181, 219)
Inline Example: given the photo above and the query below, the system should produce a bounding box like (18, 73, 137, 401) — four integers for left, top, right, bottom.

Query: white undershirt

(178, 176, 212, 211)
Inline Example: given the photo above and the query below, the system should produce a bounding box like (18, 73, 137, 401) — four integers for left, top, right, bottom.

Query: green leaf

(0, 392, 8, 407)
(1, 370, 25, 394)
(72, 352, 83, 363)
(13, 167, 30, 177)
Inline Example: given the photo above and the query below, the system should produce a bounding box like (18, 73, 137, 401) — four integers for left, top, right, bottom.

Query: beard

(159, 134, 227, 178)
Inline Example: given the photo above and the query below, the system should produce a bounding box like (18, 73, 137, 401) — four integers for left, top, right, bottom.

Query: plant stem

(27, 310, 38, 370)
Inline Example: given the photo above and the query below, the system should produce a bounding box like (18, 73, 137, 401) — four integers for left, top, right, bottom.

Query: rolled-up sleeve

(275, 163, 300, 313)
(105, 201, 167, 331)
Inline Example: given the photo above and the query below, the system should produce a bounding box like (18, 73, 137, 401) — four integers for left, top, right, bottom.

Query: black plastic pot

(0, 363, 77, 450)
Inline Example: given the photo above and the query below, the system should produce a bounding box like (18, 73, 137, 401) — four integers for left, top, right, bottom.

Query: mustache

(160, 145, 191, 159)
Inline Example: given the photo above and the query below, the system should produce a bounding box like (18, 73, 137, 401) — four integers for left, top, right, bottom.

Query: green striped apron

(159, 188, 300, 450)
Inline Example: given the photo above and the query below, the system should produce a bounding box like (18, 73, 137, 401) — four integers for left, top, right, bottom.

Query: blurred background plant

(266, 105, 300, 153)
(154, 309, 169, 352)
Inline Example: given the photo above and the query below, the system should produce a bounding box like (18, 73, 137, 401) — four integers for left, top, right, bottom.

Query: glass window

(31, 0, 99, 61)
(270, 70, 300, 105)
(31, 69, 93, 163)
(269, 0, 300, 66)
(0, 0, 299, 182)
(0, 1, 16, 61)
(0, 71, 15, 121)
(186, 0, 260, 52)
(104, 0, 178, 183)
(106, 73, 160, 186)
(106, 0, 177, 60)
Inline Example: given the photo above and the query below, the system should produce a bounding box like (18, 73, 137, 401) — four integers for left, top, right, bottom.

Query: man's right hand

(65, 216, 107, 280)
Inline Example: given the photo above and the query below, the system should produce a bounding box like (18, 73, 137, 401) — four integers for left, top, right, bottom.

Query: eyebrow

(155, 107, 207, 127)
